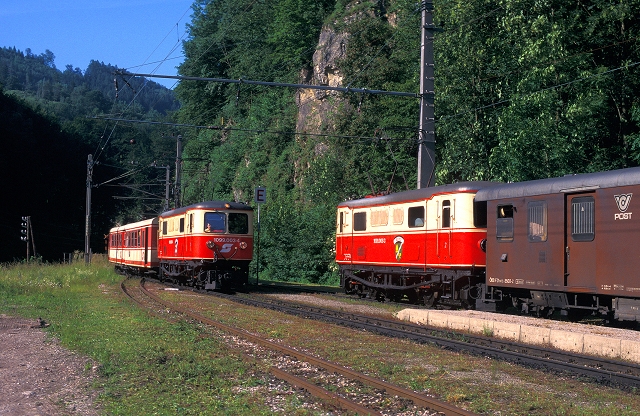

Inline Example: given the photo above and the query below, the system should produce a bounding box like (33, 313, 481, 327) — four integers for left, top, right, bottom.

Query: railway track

(227, 287, 640, 390)
(121, 277, 476, 416)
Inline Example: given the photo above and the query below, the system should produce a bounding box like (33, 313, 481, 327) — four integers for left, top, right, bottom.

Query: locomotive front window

(408, 206, 425, 228)
(204, 212, 226, 233)
(228, 213, 249, 234)
(496, 204, 514, 241)
(473, 199, 488, 228)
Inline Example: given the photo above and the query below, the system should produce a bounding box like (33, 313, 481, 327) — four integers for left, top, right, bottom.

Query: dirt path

(0, 316, 99, 415)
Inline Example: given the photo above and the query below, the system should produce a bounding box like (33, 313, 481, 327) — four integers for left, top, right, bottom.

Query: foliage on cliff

(175, 0, 640, 284)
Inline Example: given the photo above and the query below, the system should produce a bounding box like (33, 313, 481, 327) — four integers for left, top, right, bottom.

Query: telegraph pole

(175, 135, 182, 208)
(164, 165, 171, 212)
(417, 1, 436, 188)
(85, 154, 93, 264)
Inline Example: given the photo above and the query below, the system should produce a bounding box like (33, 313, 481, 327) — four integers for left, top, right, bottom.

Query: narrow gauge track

(219, 286, 640, 390)
(121, 278, 475, 416)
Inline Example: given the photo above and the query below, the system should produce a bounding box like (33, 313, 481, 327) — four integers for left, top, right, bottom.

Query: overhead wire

(89, 116, 415, 143)
(439, 60, 640, 121)
(93, 5, 192, 165)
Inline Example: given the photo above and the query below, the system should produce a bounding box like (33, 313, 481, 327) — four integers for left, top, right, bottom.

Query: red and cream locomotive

(109, 200, 253, 290)
(336, 182, 496, 307)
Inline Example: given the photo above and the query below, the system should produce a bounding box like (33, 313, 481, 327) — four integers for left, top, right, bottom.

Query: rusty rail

(130, 278, 475, 416)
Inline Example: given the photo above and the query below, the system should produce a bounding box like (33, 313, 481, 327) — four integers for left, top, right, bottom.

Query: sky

(1, 0, 194, 89)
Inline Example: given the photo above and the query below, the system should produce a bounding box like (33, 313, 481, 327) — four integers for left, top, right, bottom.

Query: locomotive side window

(339, 212, 344, 233)
(442, 200, 451, 228)
(528, 201, 547, 242)
(393, 208, 404, 225)
(228, 213, 249, 234)
(496, 204, 514, 241)
(179, 218, 185, 233)
(408, 206, 425, 228)
(572, 196, 595, 242)
(371, 209, 389, 226)
(162, 221, 167, 235)
(204, 212, 226, 233)
(353, 212, 367, 231)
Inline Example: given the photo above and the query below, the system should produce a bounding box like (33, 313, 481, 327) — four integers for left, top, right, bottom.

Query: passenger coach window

(228, 213, 249, 234)
(353, 212, 367, 231)
(408, 206, 425, 228)
(204, 212, 226, 233)
(496, 204, 514, 241)
(528, 201, 547, 242)
(572, 196, 595, 241)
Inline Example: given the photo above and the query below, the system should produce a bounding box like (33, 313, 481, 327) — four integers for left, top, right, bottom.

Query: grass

(0, 258, 316, 415)
(2, 259, 640, 415)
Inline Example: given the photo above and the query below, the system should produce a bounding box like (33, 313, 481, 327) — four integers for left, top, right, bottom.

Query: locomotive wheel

(423, 292, 436, 307)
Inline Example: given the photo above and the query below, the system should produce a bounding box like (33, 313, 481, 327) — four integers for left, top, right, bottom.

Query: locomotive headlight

(478, 239, 487, 252)
(206, 240, 215, 249)
(239, 241, 248, 249)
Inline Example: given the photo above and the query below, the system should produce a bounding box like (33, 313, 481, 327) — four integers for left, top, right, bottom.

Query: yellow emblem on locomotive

(393, 236, 404, 261)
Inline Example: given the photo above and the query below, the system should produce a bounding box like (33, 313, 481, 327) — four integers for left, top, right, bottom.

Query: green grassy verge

(0, 258, 305, 415)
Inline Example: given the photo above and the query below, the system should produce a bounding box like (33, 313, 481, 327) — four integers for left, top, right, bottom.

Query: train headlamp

(206, 240, 215, 249)
(239, 242, 248, 249)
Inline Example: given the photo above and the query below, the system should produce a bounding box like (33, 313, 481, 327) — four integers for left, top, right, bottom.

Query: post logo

(614, 193, 632, 220)
(393, 236, 404, 261)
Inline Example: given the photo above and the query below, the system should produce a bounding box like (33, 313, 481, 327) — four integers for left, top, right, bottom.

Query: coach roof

(475, 166, 640, 201)
(338, 181, 499, 208)
(160, 200, 252, 217)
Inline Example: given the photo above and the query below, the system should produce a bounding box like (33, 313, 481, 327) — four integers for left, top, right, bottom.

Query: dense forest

(0, 47, 179, 262)
(2, 0, 640, 283)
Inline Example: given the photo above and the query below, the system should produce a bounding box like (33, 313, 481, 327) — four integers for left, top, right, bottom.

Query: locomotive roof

(338, 181, 500, 208)
(475, 166, 640, 201)
(160, 200, 253, 217)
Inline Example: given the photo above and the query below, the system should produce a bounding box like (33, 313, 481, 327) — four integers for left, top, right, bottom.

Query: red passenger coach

(336, 182, 496, 306)
(108, 218, 159, 274)
(157, 201, 253, 290)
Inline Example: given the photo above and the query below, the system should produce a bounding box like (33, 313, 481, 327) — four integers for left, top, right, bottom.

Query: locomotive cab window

(571, 196, 595, 242)
(353, 212, 367, 231)
(496, 204, 514, 241)
(228, 213, 249, 234)
(473, 199, 487, 228)
(408, 206, 425, 228)
(204, 212, 226, 233)
(528, 201, 547, 242)
(441, 200, 451, 228)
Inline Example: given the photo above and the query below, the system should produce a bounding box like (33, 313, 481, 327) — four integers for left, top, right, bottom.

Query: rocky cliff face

(296, 26, 348, 136)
